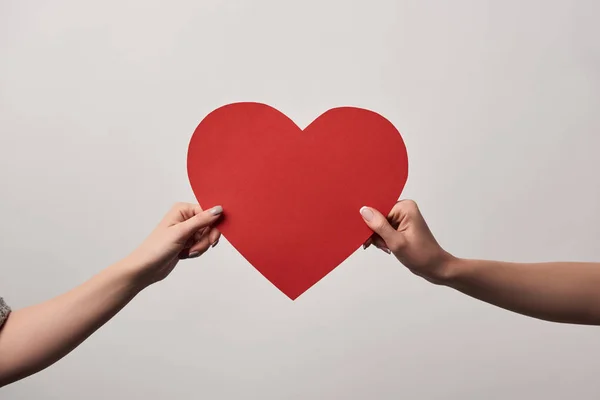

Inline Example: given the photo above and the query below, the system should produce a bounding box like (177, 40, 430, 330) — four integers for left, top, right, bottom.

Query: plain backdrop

(1, 0, 600, 399)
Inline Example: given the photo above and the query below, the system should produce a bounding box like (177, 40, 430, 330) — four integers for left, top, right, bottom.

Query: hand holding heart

(124, 203, 223, 286)
(122, 199, 452, 292)
(360, 200, 454, 284)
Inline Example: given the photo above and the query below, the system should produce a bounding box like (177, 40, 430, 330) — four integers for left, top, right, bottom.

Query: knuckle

(403, 199, 418, 210)
(172, 202, 186, 210)
(402, 200, 419, 215)
(388, 236, 406, 253)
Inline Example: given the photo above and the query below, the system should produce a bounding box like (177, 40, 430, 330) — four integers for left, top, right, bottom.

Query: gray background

(1, 0, 600, 399)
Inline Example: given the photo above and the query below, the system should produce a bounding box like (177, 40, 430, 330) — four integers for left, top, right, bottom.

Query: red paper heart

(188, 103, 408, 299)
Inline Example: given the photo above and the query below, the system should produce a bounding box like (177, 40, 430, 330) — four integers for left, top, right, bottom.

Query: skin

(3, 199, 597, 386)
(360, 200, 600, 325)
(0, 203, 222, 387)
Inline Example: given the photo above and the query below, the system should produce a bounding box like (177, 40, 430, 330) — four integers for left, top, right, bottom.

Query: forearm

(445, 258, 600, 325)
(0, 261, 145, 386)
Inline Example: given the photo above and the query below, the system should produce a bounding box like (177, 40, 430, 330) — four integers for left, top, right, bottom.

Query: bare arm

(0, 263, 142, 386)
(360, 201, 600, 325)
(0, 203, 223, 387)
(446, 259, 600, 324)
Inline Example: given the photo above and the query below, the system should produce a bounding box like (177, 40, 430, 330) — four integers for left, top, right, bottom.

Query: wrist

(107, 257, 153, 293)
(428, 252, 466, 286)
(434, 255, 470, 287)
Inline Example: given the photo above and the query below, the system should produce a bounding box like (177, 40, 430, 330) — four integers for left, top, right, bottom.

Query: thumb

(176, 205, 223, 239)
(360, 206, 398, 245)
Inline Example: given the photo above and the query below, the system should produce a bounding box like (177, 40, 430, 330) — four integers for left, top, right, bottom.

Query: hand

(124, 202, 223, 286)
(360, 200, 454, 284)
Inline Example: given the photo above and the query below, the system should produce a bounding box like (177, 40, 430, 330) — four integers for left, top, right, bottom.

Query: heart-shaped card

(188, 103, 408, 299)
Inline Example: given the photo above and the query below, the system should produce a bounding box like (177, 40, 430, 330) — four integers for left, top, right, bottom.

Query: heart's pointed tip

(286, 293, 300, 301)
(282, 289, 305, 301)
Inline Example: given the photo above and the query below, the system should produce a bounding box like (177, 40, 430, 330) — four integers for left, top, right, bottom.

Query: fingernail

(360, 206, 374, 222)
(188, 251, 200, 258)
(210, 206, 223, 215)
(363, 243, 367, 250)
(211, 239, 219, 248)
(380, 247, 391, 255)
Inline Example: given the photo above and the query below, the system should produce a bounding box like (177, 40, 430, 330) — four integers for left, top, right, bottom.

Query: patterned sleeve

(0, 297, 10, 327)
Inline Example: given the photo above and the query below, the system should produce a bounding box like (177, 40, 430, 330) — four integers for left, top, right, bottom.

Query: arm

(360, 201, 600, 325)
(0, 203, 223, 387)
(446, 259, 600, 324)
(0, 263, 142, 386)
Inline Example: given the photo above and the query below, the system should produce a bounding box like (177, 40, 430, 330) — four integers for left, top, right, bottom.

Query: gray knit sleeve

(0, 297, 10, 327)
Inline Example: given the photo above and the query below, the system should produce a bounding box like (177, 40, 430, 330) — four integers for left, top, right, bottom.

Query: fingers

(372, 235, 391, 254)
(174, 205, 223, 240)
(194, 226, 221, 247)
(178, 227, 222, 259)
(363, 234, 391, 254)
(187, 232, 212, 258)
(193, 227, 208, 244)
(163, 202, 203, 227)
(360, 206, 399, 248)
(388, 200, 420, 229)
(208, 227, 221, 247)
